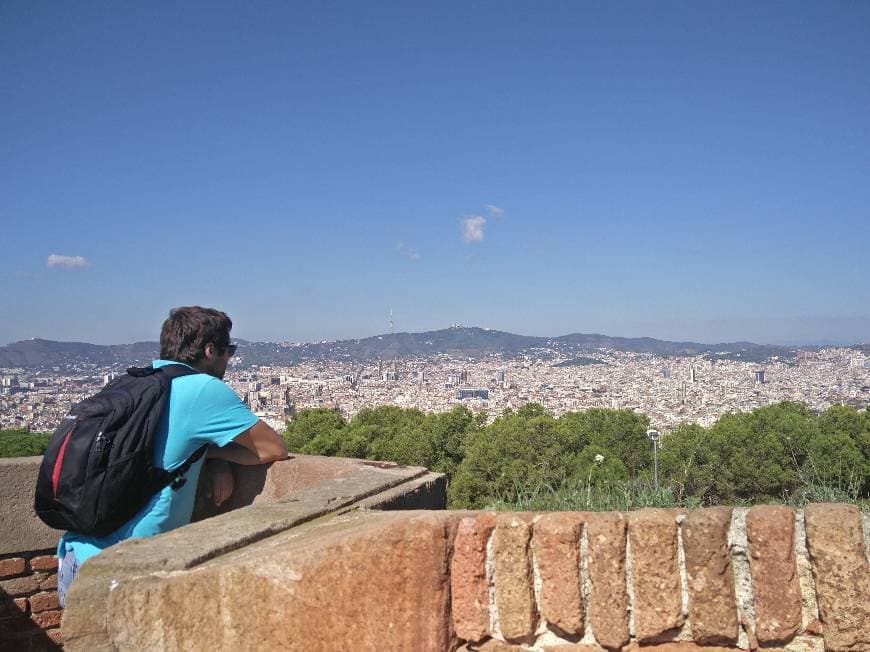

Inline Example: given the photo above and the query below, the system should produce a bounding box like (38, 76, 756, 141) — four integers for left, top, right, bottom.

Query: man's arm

(208, 420, 289, 465)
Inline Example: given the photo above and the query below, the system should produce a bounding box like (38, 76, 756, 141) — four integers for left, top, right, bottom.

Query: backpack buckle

(170, 476, 187, 490)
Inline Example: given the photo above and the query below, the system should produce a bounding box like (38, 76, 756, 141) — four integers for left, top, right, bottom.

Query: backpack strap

(136, 363, 210, 491)
(168, 444, 210, 490)
(127, 363, 201, 379)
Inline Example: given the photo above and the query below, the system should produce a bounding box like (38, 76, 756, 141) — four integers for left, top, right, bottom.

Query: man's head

(159, 306, 235, 378)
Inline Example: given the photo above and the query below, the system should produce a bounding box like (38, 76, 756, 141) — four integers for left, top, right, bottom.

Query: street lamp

(646, 429, 660, 491)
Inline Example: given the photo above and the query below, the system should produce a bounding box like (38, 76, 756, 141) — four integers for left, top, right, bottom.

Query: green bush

(283, 401, 870, 510)
(0, 430, 52, 458)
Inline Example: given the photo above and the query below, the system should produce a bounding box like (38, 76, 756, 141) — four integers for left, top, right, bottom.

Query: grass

(485, 477, 869, 513)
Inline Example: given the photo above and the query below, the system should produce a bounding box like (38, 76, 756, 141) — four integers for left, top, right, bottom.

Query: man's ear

(203, 342, 216, 359)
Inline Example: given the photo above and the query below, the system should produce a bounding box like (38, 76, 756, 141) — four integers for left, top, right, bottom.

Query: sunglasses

(218, 343, 237, 356)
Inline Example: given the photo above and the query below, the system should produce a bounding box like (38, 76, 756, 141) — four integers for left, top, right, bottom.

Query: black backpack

(34, 364, 209, 537)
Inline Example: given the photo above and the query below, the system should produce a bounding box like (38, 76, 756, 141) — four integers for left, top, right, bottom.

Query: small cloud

(396, 241, 420, 261)
(484, 204, 504, 219)
(460, 215, 486, 243)
(47, 254, 90, 269)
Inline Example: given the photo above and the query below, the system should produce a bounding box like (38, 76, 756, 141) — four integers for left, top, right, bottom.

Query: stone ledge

(62, 510, 463, 651)
(0, 454, 442, 557)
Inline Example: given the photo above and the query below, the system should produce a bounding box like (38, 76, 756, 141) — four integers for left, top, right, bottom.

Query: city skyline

(0, 321, 867, 352)
(2, 3, 869, 346)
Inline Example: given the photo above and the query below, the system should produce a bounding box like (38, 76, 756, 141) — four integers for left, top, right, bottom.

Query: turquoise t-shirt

(57, 360, 259, 565)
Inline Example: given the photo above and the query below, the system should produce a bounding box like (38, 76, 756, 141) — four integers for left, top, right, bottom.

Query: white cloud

(396, 241, 420, 261)
(485, 204, 505, 218)
(46, 254, 90, 269)
(461, 215, 486, 243)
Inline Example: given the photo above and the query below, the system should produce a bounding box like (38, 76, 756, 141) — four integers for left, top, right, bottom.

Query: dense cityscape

(2, 344, 867, 435)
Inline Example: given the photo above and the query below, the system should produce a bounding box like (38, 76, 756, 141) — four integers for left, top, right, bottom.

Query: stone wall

(0, 549, 63, 649)
(0, 457, 66, 650)
(0, 454, 446, 650)
(59, 504, 870, 652)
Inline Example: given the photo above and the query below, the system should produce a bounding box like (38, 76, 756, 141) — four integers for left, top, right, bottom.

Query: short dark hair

(159, 306, 233, 363)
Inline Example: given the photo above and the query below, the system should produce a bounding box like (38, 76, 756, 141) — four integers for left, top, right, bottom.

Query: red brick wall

(0, 550, 62, 650)
(450, 505, 870, 651)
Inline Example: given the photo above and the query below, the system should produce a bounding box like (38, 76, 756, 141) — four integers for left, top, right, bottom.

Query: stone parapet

(0, 453, 446, 649)
(58, 504, 869, 651)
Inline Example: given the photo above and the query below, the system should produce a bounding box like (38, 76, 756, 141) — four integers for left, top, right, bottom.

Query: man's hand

(203, 459, 234, 506)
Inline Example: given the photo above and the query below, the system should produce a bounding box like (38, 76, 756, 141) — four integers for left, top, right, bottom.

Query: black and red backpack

(34, 364, 208, 537)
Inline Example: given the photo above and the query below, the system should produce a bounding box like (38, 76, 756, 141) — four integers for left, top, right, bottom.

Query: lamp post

(646, 429, 660, 491)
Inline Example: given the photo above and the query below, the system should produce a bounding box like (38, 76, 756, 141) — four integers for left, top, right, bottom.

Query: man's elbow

(258, 439, 289, 463)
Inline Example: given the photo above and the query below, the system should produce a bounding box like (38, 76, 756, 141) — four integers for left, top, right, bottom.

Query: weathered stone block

(492, 514, 537, 642)
(745, 505, 801, 644)
(452, 513, 497, 642)
(682, 507, 738, 646)
(68, 511, 461, 652)
(586, 511, 629, 650)
(804, 503, 870, 651)
(533, 512, 584, 636)
(627, 508, 683, 641)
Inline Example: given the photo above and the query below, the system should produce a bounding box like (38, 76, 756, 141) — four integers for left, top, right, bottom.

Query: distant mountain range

(0, 326, 848, 370)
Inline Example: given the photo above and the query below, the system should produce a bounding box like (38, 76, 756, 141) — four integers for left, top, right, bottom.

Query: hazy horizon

(3, 319, 867, 350)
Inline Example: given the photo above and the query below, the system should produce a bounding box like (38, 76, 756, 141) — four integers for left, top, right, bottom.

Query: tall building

(754, 370, 765, 384)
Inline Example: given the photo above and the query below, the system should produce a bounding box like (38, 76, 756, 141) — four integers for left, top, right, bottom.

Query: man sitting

(57, 306, 288, 605)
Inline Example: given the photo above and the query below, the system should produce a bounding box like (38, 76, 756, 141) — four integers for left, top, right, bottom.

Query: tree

(0, 430, 52, 458)
(283, 408, 347, 452)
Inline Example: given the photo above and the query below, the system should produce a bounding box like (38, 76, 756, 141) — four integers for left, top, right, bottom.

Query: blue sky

(2, 2, 868, 346)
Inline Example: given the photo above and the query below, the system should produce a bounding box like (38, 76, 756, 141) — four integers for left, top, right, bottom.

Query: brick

(27, 557, 57, 574)
(586, 511, 629, 650)
(622, 643, 739, 652)
(30, 610, 62, 629)
(0, 596, 29, 617)
(533, 512, 583, 636)
(0, 558, 26, 579)
(451, 513, 497, 642)
(37, 574, 56, 592)
(804, 503, 870, 651)
(492, 514, 537, 642)
(682, 507, 738, 646)
(0, 575, 41, 597)
(458, 639, 525, 651)
(28, 593, 59, 614)
(46, 628, 64, 645)
(627, 508, 683, 641)
(745, 505, 802, 644)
